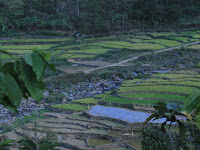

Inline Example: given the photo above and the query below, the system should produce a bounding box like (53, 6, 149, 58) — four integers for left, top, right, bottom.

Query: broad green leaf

(19, 62, 44, 101)
(2, 72, 22, 106)
(24, 53, 33, 66)
(43, 61, 56, 72)
(31, 52, 44, 80)
(39, 142, 59, 150)
(18, 140, 37, 150)
(167, 103, 183, 112)
(184, 91, 200, 113)
(14, 61, 29, 99)
(0, 62, 14, 72)
(37, 50, 51, 60)
(144, 113, 157, 125)
(25, 52, 44, 80)
(0, 77, 4, 100)
(0, 139, 15, 149)
(196, 109, 200, 129)
(2, 96, 17, 113)
(154, 102, 167, 115)
(40, 55, 56, 72)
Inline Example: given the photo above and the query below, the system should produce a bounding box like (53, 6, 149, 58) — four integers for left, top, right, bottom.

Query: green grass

(134, 35, 153, 40)
(70, 54, 95, 59)
(0, 38, 73, 43)
(188, 44, 200, 50)
(118, 85, 199, 94)
(2, 44, 55, 50)
(170, 70, 199, 74)
(57, 54, 74, 59)
(56, 43, 90, 50)
(121, 93, 185, 101)
(68, 47, 110, 54)
(131, 43, 165, 50)
(52, 104, 88, 112)
(97, 93, 169, 105)
(51, 50, 62, 55)
(6, 50, 33, 54)
(180, 31, 198, 34)
(168, 37, 190, 43)
(129, 38, 145, 43)
(192, 34, 200, 38)
(150, 32, 178, 37)
(122, 79, 145, 84)
(71, 98, 99, 104)
(122, 78, 200, 86)
(84, 36, 118, 42)
(152, 73, 200, 79)
(144, 39, 182, 47)
(91, 41, 133, 49)
(134, 80, 200, 88)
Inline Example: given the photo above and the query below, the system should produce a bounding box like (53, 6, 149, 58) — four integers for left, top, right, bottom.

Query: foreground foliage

(0, 49, 55, 112)
(143, 91, 200, 150)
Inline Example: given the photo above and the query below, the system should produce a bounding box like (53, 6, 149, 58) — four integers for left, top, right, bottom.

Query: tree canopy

(0, 0, 200, 34)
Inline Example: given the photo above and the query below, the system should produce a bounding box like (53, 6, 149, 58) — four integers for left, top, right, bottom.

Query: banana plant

(183, 91, 200, 129)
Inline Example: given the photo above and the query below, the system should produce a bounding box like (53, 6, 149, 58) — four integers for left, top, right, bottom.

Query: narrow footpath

(84, 41, 200, 73)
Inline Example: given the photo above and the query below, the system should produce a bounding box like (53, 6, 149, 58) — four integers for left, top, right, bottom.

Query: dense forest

(0, 0, 200, 34)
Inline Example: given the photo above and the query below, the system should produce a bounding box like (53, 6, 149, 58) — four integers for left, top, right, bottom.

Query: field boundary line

(84, 41, 200, 73)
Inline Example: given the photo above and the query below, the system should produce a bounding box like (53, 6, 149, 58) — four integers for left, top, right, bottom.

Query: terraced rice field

(1, 30, 199, 61)
(70, 70, 200, 107)
(5, 113, 141, 150)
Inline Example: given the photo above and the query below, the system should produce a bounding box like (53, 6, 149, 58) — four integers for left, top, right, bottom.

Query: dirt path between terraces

(84, 41, 200, 73)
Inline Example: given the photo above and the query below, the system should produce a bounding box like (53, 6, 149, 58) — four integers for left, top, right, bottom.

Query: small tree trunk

(166, 0, 169, 7)
(168, 124, 176, 150)
(77, 0, 80, 15)
(122, 15, 125, 28)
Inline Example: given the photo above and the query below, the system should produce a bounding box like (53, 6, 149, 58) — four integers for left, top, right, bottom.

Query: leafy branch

(0, 49, 55, 113)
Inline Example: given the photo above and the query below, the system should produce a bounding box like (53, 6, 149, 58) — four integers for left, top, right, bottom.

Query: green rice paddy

(2, 44, 55, 50)
(6, 50, 33, 54)
(68, 47, 111, 54)
(70, 54, 95, 59)
(52, 104, 88, 112)
(121, 93, 185, 102)
(188, 44, 200, 50)
(131, 43, 165, 50)
(144, 39, 182, 47)
(0, 38, 73, 43)
(1, 30, 199, 60)
(118, 85, 199, 94)
(71, 98, 99, 105)
(57, 54, 74, 59)
(152, 73, 200, 79)
(168, 37, 190, 43)
(68, 70, 200, 108)
(149, 32, 178, 37)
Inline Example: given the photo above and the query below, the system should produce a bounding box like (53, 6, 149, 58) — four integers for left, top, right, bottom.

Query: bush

(142, 125, 200, 150)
